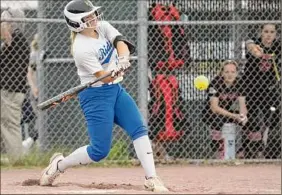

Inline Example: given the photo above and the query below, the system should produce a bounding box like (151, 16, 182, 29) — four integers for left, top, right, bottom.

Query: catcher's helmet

(64, 0, 101, 32)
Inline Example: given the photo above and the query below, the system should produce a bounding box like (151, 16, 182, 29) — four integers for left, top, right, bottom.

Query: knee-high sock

(133, 135, 156, 178)
(58, 145, 93, 172)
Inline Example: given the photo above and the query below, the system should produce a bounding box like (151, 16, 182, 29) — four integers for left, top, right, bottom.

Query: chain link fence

(1, 0, 281, 165)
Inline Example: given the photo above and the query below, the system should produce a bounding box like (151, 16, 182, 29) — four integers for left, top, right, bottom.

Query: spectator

(147, 68, 171, 160)
(203, 60, 248, 159)
(0, 8, 30, 161)
(242, 23, 281, 159)
(147, 3, 190, 158)
(148, 2, 191, 73)
(22, 34, 40, 151)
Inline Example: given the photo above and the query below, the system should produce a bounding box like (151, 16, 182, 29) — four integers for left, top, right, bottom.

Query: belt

(91, 82, 113, 88)
(91, 76, 123, 88)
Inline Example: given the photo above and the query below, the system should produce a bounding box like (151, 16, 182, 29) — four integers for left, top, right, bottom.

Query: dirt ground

(1, 164, 281, 194)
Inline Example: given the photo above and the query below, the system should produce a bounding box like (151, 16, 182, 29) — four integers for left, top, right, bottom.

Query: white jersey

(72, 21, 121, 86)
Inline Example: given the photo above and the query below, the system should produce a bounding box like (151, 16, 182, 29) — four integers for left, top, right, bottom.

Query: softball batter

(39, 0, 168, 192)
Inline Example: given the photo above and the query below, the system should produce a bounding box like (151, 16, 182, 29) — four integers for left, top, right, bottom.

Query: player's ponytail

(70, 31, 77, 56)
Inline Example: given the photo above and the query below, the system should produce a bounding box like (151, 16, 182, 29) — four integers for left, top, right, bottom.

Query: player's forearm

(94, 70, 116, 83)
(116, 41, 130, 57)
(239, 106, 247, 116)
(246, 40, 263, 58)
(238, 97, 247, 116)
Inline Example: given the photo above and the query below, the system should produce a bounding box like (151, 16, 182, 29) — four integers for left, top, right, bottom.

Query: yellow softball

(194, 75, 209, 90)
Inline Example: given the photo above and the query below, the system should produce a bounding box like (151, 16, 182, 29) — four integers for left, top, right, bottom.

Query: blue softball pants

(78, 83, 148, 162)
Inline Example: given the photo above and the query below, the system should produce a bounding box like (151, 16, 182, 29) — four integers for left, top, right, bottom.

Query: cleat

(144, 176, 169, 192)
(39, 153, 64, 186)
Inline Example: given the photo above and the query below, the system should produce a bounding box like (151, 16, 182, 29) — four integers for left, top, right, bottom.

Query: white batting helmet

(64, 0, 101, 32)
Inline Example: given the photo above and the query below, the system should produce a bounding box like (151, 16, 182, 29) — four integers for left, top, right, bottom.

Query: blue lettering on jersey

(98, 41, 115, 65)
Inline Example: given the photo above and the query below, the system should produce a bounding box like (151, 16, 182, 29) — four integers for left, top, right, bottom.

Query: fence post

(137, 1, 148, 123)
(232, 0, 242, 61)
(37, 1, 48, 151)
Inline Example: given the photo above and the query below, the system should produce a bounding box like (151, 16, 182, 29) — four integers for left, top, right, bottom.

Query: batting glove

(117, 56, 131, 70)
(111, 56, 130, 78)
(111, 67, 124, 78)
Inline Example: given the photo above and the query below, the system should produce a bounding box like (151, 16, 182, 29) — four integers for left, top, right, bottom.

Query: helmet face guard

(64, 0, 102, 32)
(81, 10, 103, 29)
